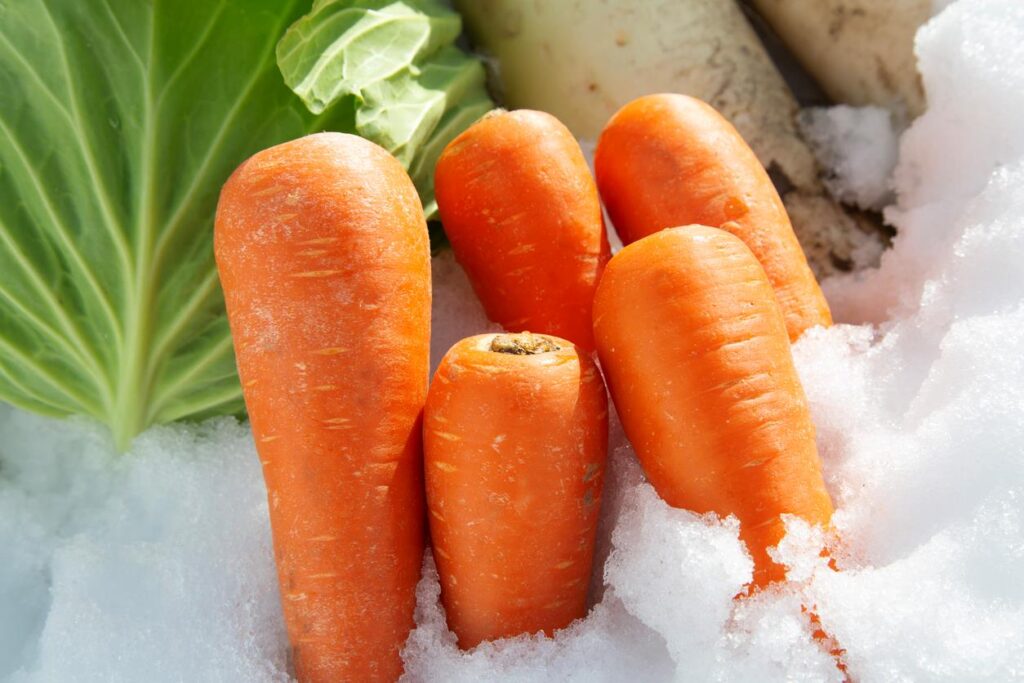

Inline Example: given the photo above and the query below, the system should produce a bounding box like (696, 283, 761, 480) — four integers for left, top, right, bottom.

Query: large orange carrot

(424, 332, 607, 648)
(594, 93, 831, 341)
(435, 109, 609, 351)
(592, 225, 833, 587)
(214, 132, 430, 682)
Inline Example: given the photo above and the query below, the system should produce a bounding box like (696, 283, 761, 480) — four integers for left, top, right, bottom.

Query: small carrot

(214, 132, 430, 682)
(594, 93, 831, 341)
(592, 225, 833, 587)
(424, 332, 608, 648)
(434, 109, 610, 351)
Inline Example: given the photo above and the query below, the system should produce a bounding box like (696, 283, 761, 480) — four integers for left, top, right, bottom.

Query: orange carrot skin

(594, 93, 831, 341)
(214, 132, 430, 682)
(424, 333, 608, 648)
(592, 226, 833, 586)
(435, 109, 610, 351)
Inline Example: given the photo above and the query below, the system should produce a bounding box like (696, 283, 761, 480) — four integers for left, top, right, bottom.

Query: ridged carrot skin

(435, 109, 610, 351)
(594, 93, 831, 341)
(214, 133, 430, 682)
(424, 332, 608, 648)
(592, 226, 833, 586)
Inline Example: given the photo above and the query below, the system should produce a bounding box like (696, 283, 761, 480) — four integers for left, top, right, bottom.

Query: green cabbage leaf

(0, 0, 490, 450)
(276, 0, 494, 216)
(0, 0, 345, 450)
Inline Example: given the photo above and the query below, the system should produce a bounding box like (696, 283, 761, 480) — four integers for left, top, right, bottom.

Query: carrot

(214, 132, 430, 682)
(594, 93, 832, 341)
(434, 109, 610, 351)
(424, 332, 608, 648)
(591, 225, 833, 587)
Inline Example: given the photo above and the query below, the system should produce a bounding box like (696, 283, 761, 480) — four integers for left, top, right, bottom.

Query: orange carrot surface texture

(425, 332, 608, 648)
(592, 226, 834, 587)
(215, 132, 430, 682)
(595, 93, 831, 341)
(435, 109, 609, 351)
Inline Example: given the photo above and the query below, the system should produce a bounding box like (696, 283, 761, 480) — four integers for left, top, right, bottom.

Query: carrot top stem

(489, 332, 562, 355)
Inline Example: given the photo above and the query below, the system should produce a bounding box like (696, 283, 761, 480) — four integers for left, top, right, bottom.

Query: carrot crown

(489, 332, 562, 355)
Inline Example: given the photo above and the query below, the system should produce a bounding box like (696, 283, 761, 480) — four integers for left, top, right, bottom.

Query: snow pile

(0, 411, 289, 682)
(2, 1, 1024, 680)
(799, 105, 900, 211)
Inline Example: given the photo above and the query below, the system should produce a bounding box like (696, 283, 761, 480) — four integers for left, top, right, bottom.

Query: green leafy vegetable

(277, 0, 494, 216)
(0, 0, 344, 450)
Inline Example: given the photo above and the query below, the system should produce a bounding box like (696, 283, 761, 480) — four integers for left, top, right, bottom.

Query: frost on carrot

(214, 132, 430, 683)
(424, 332, 608, 648)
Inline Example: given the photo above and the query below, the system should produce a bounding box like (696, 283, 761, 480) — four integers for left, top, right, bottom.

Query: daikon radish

(750, 0, 932, 119)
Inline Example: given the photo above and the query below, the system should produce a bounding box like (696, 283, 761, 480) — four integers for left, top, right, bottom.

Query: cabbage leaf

(0, 0, 346, 450)
(277, 0, 493, 216)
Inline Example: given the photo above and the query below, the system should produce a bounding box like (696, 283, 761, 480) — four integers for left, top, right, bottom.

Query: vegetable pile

(211, 73, 837, 676)
(3, 1, 1024, 682)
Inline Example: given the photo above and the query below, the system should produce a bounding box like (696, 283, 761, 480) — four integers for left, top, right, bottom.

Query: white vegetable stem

(751, 0, 931, 120)
(455, 0, 878, 275)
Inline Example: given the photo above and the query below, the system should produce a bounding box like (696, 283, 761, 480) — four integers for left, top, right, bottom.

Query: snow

(3, 1, 1024, 680)
(799, 105, 900, 211)
(0, 411, 289, 682)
